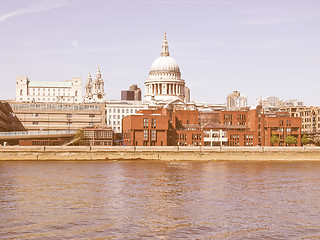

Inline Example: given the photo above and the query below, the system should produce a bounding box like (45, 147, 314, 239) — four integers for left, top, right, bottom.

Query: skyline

(1, 0, 320, 106)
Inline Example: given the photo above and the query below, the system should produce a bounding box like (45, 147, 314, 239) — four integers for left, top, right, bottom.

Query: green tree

(301, 135, 309, 145)
(285, 136, 297, 146)
(271, 134, 279, 146)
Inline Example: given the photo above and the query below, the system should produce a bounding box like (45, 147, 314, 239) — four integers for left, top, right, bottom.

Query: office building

(16, 76, 82, 103)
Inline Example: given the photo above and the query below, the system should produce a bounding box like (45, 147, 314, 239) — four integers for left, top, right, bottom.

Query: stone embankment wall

(1, 146, 320, 161)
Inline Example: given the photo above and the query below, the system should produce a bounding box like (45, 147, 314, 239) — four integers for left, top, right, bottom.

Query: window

(154, 119, 156, 128)
(143, 118, 149, 128)
(151, 130, 156, 140)
(20, 90, 23, 95)
(143, 129, 148, 140)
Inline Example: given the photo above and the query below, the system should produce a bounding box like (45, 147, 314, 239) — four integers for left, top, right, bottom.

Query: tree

(285, 136, 297, 146)
(271, 134, 279, 146)
(301, 135, 309, 146)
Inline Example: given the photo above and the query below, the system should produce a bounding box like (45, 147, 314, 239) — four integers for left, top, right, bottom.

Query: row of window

(279, 120, 291, 126)
(204, 133, 226, 138)
(30, 88, 70, 92)
(143, 118, 157, 128)
(20, 97, 79, 103)
(108, 120, 121, 126)
(191, 133, 202, 140)
(177, 141, 202, 146)
(11, 103, 100, 111)
(143, 129, 157, 140)
(108, 108, 139, 114)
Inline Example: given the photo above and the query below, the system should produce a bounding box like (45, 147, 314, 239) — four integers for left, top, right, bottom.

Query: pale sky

(1, 0, 320, 106)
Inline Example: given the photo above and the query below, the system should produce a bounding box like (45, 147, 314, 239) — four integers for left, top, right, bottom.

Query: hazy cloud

(147, 0, 242, 5)
(70, 41, 78, 48)
(0, 0, 71, 24)
(239, 9, 320, 25)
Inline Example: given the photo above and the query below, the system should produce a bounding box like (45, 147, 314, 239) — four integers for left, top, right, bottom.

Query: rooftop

(29, 81, 72, 88)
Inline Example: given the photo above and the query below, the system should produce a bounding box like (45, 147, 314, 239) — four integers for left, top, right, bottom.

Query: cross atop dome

(161, 32, 170, 57)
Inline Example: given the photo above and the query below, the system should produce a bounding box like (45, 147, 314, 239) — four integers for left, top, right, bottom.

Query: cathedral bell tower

(83, 67, 105, 103)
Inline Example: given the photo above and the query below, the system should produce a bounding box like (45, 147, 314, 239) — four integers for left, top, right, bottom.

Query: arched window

(75, 91, 78, 97)
(20, 89, 23, 95)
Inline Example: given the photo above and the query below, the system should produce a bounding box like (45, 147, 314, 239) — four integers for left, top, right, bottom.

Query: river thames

(1, 160, 320, 239)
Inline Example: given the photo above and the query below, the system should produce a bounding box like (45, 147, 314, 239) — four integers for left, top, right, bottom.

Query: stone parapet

(0, 146, 320, 161)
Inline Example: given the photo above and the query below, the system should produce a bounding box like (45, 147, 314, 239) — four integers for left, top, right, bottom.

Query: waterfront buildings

(123, 107, 203, 146)
(7, 33, 306, 147)
(218, 107, 302, 146)
(8, 101, 106, 132)
(227, 91, 247, 110)
(16, 76, 82, 103)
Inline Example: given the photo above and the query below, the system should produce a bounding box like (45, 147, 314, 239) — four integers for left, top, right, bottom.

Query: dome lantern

(161, 32, 170, 57)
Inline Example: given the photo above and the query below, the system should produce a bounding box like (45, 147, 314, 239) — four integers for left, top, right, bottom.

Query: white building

(145, 33, 190, 103)
(227, 91, 247, 110)
(16, 76, 82, 103)
(203, 123, 228, 146)
(105, 100, 149, 133)
(84, 67, 106, 103)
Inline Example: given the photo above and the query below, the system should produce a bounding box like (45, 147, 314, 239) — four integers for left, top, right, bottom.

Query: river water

(1, 160, 320, 239)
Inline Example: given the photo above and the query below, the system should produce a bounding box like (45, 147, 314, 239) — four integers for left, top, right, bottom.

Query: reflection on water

(1, 160, 320, 239)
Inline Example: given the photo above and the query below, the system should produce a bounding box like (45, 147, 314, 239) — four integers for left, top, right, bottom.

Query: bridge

(0, 130, 77, 141)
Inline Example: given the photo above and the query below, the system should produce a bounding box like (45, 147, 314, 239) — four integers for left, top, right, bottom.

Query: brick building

(261, 112, 301, 146)
(203, 106, 302, 146)
(80, 127, 113, 146)
(122, 107, 203, 146)
(123, 108, 169, 146)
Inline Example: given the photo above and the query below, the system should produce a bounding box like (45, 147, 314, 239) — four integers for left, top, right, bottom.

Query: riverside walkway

(0, 146, 320, 161)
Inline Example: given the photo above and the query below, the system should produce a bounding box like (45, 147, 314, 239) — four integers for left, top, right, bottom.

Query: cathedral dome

(145, 33, 186, 102)
(150, 56, 180, 73)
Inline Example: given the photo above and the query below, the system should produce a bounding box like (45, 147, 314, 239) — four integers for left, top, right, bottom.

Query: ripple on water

(1, 161, 320, 239)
